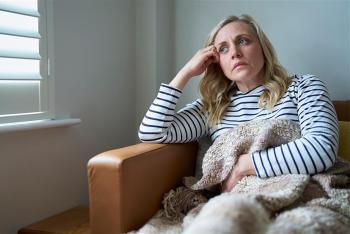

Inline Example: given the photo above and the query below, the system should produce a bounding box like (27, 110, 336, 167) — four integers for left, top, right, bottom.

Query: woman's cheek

(219, 59, 226, 71)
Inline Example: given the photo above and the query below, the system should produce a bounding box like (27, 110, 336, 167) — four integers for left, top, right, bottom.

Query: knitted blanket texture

(131, 119, 350, 234)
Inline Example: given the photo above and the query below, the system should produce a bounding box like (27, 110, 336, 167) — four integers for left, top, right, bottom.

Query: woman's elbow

(324, 160, 336, 173)
(138, 131, 165, 143)
(319, 151, 337, 173)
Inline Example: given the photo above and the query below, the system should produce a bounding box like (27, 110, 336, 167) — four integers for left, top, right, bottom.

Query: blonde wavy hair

(199, 14, 291, 127)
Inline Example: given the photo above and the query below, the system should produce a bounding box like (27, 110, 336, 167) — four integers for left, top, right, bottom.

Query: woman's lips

(233, 62, 247, 70)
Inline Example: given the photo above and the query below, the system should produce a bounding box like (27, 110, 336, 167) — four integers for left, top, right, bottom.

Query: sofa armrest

(87, 142, 198, 234)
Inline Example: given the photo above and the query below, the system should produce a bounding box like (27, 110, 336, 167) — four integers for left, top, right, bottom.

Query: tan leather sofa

(87, 100, 350, 234)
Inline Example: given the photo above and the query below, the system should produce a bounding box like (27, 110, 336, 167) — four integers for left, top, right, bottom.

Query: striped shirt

(138, 74, 339, 178)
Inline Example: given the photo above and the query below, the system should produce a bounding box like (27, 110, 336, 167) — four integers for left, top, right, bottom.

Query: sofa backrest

(333, 100, 350, 121)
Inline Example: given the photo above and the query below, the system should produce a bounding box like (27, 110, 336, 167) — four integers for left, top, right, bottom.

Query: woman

(138, 14, 338, 192)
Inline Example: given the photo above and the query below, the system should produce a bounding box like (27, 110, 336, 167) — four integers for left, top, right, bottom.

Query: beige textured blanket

(132, 119, 350, 234)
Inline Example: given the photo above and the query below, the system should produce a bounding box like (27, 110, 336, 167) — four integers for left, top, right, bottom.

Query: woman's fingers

(202, 45, 215, 52)
(203, 46, 220, 63)
(182, 45, 220, 77)
(221, 168, 244, 193)
(201, 49, 219, 65)
(212, 52, 220, 63)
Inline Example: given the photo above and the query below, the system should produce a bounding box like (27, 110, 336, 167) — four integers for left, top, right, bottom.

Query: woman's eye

(239, 38, 249, 46)
(219, 46, 228, 54)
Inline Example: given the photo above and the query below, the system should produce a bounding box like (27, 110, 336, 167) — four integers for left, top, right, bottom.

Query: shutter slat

(0, 34, 40, 59)
(0, 57, 41, 80)
(0, 27, 40, 39)
(0, 53, 41, 60)
(0, 75, 41, 80)
(0, 11, 40, 39)
(0, 0, 39, 17)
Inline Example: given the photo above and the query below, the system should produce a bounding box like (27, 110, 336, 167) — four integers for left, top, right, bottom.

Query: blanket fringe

(158, 186, 207, 222)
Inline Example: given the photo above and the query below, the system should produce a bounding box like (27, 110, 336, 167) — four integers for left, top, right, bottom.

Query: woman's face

(214, 21, 265, 92)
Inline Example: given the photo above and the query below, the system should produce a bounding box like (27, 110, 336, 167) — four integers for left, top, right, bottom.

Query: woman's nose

(231, 46, 242, 59)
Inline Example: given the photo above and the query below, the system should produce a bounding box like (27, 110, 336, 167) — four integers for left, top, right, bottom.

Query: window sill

(0, 118, 81, 134)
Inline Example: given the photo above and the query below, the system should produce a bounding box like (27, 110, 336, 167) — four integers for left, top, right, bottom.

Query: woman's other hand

(169, 45, 219, 90)
(221, 153, 256, 193)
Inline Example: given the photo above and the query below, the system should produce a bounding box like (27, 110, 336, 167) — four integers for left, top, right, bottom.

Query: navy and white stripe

(138, 74, 339, 178)
(138, 84, 208, 143)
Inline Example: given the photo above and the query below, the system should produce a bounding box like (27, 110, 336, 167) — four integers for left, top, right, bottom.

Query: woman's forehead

(214, 21, 255, 43)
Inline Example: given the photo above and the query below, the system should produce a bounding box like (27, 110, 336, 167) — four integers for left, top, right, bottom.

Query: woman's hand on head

(181, 45, 220, 78)
(169, 45, 219, 90)
(221, 153, 256, 193)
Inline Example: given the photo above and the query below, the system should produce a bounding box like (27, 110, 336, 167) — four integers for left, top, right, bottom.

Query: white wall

(135, 0, 174, 133)
(0, 0, 136, 233)
(173, 0, 350, 108)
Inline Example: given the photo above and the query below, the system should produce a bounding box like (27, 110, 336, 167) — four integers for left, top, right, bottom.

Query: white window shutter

(0, 0, 53, 124)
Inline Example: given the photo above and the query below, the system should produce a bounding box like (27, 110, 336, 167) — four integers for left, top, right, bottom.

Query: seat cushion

(339, 121, 350, 161)
(195, 137, 212, 178)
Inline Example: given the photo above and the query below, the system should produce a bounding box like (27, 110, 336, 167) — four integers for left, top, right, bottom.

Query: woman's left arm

(251, 75, 339, 178)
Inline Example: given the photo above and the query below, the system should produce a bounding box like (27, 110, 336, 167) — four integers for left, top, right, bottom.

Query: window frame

(0, 0, 55, 125)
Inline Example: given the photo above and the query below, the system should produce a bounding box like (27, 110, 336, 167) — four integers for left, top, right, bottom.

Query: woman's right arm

(138, 84, 208, 143)
(138, 45, 219, 143)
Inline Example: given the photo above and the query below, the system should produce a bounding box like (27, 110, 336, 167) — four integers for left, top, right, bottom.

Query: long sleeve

(138, 83, 209, 143)
(251, 75, 339, 178)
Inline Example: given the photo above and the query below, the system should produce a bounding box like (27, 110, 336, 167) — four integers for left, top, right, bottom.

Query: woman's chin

(227, 71, 251, 82)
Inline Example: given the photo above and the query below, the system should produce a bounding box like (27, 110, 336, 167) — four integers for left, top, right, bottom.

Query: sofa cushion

(339, 121, 350, 161)
(195, 137, 212, 178)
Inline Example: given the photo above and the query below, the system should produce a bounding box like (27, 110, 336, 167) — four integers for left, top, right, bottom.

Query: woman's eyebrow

(215, 41, 227, 48)
(215, 33, 252, 47)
